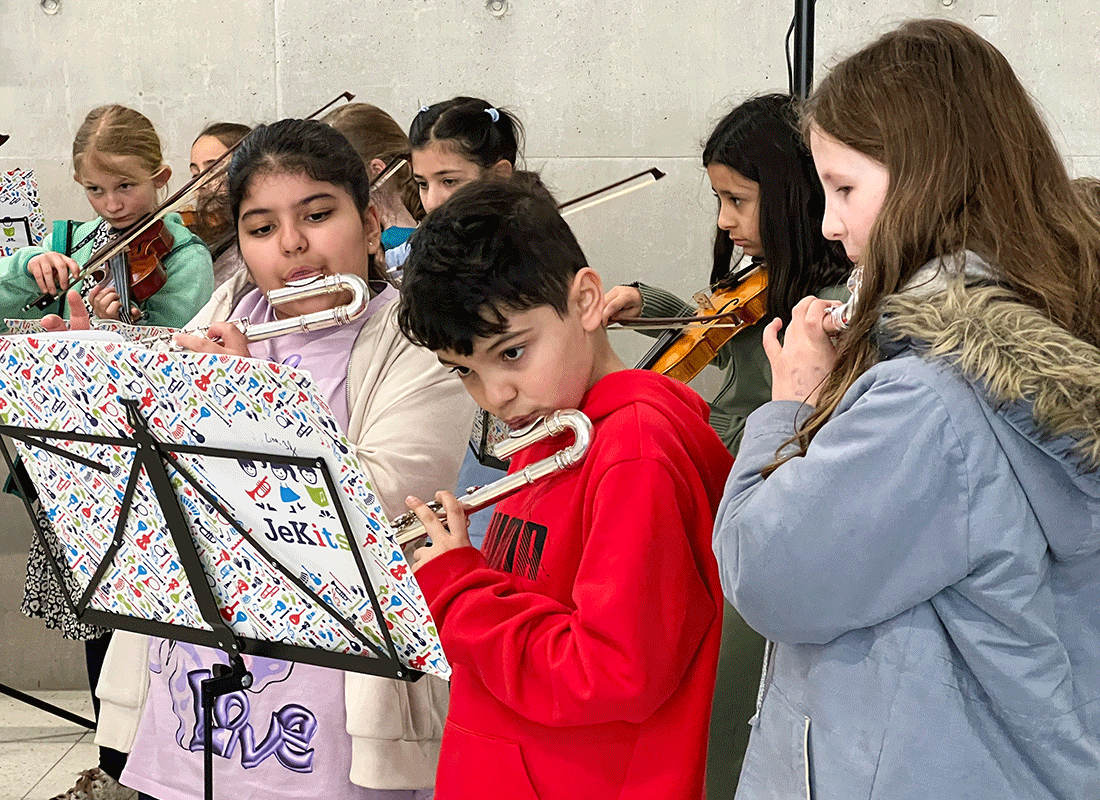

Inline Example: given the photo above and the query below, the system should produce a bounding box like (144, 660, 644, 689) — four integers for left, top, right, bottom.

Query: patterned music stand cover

(0, 330, 448, 678)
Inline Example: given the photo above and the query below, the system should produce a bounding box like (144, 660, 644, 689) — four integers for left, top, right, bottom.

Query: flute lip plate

(286, 274, 325, 288)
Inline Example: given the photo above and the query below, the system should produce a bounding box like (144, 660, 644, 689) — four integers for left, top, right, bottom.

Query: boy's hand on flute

(406, 491, 473, 572)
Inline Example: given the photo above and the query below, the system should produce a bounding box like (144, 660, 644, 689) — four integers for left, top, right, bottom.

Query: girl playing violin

(603, 94, 850, 452)
(323, 102, 424, 282)
(5, 104, 213, 800)
(715, 20, 1100, 799)
(601, 93, 850, 799)
(0, 104, 213, 330)
(89, 118, 473, 800)
(184, 121, 251, 288)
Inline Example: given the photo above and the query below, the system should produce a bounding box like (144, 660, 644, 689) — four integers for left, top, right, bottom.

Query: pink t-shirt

(121, 283, 432, 800)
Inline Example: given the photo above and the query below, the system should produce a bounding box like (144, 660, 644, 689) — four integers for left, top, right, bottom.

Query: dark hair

(227, 118, 385, 281)
(397, 179, 585, 355)
(189, 123, 251, 256)
(194, 121, 251, 150)
(408, 96, 524, 170)
(511, 168, 558, 205)
(703, 93, 849, 324)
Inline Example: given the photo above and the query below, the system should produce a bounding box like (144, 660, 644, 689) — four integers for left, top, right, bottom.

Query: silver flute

(153, 273, 369, 349)
(391, 409, 593, 546)
(221, 272, 369, 343)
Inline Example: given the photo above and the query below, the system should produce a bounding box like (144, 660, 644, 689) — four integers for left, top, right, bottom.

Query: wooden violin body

(90, 220, 173, 322)
(636, 268, 769, 383)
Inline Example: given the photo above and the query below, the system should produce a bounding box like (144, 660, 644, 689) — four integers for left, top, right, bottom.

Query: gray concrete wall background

(0, 0, 1097, 689)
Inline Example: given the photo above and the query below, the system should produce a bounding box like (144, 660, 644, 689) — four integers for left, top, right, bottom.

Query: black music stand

(0, 450, 96, 730)
(469, 409, 509, 470)
(0, 399, 417, 800)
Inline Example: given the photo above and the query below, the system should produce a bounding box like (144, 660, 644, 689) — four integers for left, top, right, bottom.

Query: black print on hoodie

(483, 512, 548, 580)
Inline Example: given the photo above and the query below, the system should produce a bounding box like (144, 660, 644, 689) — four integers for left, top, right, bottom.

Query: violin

(177, 208, 203, 229)
(90, 220, 174, 323)
(625, 266, 769, 384)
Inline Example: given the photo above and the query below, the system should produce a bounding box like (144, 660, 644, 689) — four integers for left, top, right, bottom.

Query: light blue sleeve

(454, 448, 506, 549)
(712, 370, 973, 644)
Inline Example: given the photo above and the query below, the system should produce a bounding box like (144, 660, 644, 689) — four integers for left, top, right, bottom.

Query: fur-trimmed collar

(877, 255, 1100, 471)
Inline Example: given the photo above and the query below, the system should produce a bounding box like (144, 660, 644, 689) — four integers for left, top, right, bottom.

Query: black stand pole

(0, 443, 96, 730)
(200, 656, 253, 800)
(792, 0, 817, 99)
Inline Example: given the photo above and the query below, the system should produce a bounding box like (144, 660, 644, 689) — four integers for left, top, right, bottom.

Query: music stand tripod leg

(0, 682, 96, 729)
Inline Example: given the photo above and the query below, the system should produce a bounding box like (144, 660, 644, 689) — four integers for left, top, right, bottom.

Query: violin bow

(369, 155, 408, 191)
(24, 92, 357, 311)
(559, 168, 666, 217)
(305, 91, 355, 120)
(607, 309, 755, 331)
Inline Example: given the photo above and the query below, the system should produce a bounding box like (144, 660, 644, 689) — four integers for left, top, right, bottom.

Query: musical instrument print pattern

(0, 333, 449, 678)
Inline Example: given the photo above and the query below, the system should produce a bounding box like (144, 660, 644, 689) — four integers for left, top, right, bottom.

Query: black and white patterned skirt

(20, 504, 107, 640)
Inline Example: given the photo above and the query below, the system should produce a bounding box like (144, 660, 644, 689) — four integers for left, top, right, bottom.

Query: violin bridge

(692, 290, 716, 311)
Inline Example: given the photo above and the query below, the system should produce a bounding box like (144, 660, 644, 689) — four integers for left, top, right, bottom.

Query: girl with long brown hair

(712, 19, 1100, 799)
(322, 102, 424, 283)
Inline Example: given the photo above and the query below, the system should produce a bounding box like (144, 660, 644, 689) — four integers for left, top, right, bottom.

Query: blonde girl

(713, 19, 1100, 799)
(0, 104, 213, 329)
(7, 104, 213, 800)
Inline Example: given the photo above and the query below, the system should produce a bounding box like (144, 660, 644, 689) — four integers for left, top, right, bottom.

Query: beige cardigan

(94, 272, 476, 789)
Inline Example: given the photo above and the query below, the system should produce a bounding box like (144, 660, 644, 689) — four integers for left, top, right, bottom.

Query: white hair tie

(419, 105, 430, 114)
(485, 107, 500, 123)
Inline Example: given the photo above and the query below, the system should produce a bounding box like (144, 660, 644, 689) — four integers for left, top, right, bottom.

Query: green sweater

(636, 279, 849, 454)
(0, 212, 214, 330)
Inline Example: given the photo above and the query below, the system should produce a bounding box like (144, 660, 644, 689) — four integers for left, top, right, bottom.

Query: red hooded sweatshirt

(415, 369, 733, 800)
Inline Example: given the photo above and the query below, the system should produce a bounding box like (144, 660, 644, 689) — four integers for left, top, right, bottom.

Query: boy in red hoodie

(396, 180, 732, 800)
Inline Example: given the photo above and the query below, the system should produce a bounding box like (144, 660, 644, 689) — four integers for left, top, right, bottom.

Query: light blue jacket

(714, 259, 1100, 799)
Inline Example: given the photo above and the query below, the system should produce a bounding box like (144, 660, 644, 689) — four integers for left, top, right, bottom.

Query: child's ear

(153, 166, 172, 189)
(369, 158, 387, 181)
(489, 159, 514, 180)
(362, 205, 382, 255)
(572, 268, 606, 332)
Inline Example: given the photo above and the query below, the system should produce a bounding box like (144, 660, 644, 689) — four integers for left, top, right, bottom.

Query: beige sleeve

(341, 302, 473, 788)
(93, 630, 151, 753)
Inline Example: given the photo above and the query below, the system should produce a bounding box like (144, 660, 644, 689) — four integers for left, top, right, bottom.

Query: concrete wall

(0, 0, 1097, 688)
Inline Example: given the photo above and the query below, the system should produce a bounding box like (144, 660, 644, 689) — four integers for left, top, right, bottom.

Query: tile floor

(0, 689, 99, 800)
